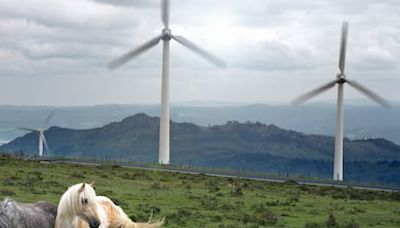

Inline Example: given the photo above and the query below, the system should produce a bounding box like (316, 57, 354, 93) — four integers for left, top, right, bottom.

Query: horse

(56, 182, 164, 228)
(0, 198, 57, 228)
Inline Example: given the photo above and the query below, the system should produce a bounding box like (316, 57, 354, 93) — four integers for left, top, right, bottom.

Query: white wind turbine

(109, 0, 225, 165)
(18, 111, 55, 157)
(291, 21, 390, 181)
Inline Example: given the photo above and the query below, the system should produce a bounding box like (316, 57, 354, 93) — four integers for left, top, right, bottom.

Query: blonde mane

(96, 196, 164, 228)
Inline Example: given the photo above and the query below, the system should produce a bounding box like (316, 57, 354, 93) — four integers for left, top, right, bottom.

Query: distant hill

(2, 113, 400, 185)
(0, 103, 399, 145)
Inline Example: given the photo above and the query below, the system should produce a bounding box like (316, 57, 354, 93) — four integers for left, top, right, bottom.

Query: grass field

(0, 155, 400, 228)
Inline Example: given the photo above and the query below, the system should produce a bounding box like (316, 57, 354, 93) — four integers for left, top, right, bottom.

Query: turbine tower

(291, 21, 390, 181)
(18, 111, 54, 157)
(109, 0, 225, 165)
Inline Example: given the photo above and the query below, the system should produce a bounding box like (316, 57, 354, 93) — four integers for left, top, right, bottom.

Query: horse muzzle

(88, 218, 100, 228)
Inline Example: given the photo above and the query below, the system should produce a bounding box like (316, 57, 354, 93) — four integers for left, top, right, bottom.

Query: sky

(0, 0, 399, 106)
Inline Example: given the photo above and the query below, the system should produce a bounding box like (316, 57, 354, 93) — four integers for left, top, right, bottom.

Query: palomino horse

(55, 183, 164, 228)
(0, 198, 57, 228)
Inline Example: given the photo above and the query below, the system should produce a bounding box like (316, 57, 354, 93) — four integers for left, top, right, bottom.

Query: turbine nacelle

(162, 28, 172, 41)
(336, 75, 346, 84)
(336, 66, 346, 82)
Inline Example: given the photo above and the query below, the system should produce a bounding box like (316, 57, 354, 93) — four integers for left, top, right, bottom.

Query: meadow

(0, 155, 400, 228)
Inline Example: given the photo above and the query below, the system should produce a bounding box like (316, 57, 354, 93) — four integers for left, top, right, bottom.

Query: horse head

(75, 183, 101, 228)
(57, 182, 100, 228)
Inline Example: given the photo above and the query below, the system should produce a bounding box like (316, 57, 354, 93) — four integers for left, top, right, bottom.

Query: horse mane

(96, 196, 164, 228)
(111, 216, 164, 228)
(57, 183, 97, 216)
(57, 184, 78, 217)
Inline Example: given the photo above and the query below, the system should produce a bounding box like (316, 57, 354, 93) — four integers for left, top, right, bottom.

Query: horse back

(96, 196, 124, 227)
(0, 199, 57, 228)
(34, 201, 58, 216)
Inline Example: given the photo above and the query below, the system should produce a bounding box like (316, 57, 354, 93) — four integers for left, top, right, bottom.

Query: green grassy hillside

(0, 155, 399, 227)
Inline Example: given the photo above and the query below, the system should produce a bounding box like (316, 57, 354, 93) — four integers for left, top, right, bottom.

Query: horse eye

(82, 198, 88, 204)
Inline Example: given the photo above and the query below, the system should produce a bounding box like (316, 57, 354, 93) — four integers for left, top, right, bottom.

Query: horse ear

(78, 183, 86, 193)
(90, 181, 95, 187)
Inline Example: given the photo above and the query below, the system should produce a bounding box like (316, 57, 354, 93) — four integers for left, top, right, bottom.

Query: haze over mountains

(2, 112, 400, 185)
(0, 102, 399, 144)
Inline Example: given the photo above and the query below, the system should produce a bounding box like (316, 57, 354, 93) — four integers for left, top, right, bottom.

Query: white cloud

(0, 0, 399, 105)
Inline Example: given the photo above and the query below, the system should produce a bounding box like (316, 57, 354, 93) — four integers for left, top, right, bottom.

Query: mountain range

(0, 103, 399, 145)
(2, 113, 400, 185)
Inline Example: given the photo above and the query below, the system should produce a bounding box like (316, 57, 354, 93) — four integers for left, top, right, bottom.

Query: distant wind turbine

(108, 0, 225, 165)
(291, 21, 390, 181)
(18, 111, 55, 157)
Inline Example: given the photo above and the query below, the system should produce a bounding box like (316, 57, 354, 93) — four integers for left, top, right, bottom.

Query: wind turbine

(18, 111, 55, 157)
(291, 21, 390, 181)
(108, 0, 225, 165)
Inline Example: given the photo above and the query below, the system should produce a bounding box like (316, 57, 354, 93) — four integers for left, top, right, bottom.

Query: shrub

(71, 172, 85, 179)
(3, 176, 17, 185)
(210, 215, 223, 222)
(229, 178, 243, 196)
(111, 165, 121, 169)
(0, 189, 16, 196)
(200, 195, 220, 210)
(349, 207, 366, 214)
(391, 191, 400, 201)
(255, 209, 278, 226)
(344, 220, 360, 228)
(304, 222, 322, 228)
(138, 203, 161, 214)
(220, 204, 235, 210)
(250, 203, 278, 226)
(233, 185, 243, 196)
(326, 214, 339, 228)
(238, 213, 251, 224)
(347, 189, 376, 201)
(26, 171, 43, 182)
(265, 200, 279, 206)
(150, 182, 168, 190)
(207, 180, 221, 193)
(165, 208, 193, 226)
(44, 180, 63, 188)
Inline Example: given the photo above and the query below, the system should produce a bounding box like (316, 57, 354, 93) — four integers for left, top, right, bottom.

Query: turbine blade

(42, 134, 51, 155)
(43, 110, 55, 128)
(291, 80, 337, 105)
(171, 34, 226, 68)
(18, 127, 38, 132)
(108, 35, 163, 69)
(161, 0, 170, 28)
(346, 79, 391, 108)
(338, 21, 349, 74)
